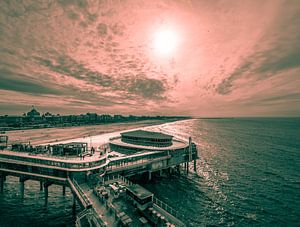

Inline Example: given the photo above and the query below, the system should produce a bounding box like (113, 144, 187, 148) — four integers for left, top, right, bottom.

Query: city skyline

(0, 0, 300, 117)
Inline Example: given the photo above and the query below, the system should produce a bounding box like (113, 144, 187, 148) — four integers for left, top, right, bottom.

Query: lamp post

(89, 134, 92, 151)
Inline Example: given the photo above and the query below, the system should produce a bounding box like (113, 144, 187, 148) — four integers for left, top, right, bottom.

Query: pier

(0, 130, 198, 226)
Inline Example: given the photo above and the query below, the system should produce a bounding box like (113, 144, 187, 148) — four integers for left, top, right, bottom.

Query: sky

(0, 0, 299, 117)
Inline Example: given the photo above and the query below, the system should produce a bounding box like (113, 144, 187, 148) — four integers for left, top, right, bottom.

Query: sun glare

(153, 29, 179, 57)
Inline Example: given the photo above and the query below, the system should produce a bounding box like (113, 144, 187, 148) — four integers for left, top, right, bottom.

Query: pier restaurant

(109, 130, 189, 155)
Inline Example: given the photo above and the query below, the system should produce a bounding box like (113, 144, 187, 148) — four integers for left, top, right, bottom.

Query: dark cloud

(259, 93, 300, 103)
(0, 48, 16, 55)
(0, 0, 52, 17)
(0, 69, 61, 95)
(110, 22, 126, 36)
(217, 40, 300, 96)
(217, 41, 300, 95)
(256, 48, 300, 74)
(67, 10, 80, 20)
(97, 23, 108, 36)
(216, 62, 251, 95)
(36, 54, 167, 100)
(58, 0, 88, 8)
(216, 3, 300, 96)
(237, 92, 300, 108)
(128, 77, 166, 99)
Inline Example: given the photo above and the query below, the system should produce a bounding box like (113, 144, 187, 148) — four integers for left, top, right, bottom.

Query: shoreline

(4, 119, 182, 146)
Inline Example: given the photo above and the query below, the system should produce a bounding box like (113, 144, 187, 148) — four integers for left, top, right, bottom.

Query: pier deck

(77, 176, 185, 227)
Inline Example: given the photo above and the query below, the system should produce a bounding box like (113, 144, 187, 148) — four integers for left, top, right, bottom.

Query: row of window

(121, 138, 172, 147)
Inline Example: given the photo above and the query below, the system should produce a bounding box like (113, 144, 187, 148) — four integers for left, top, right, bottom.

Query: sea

(0, 118, 299, 226)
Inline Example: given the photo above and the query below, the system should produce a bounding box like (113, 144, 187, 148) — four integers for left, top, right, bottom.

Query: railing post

(186, 161, 189, 174)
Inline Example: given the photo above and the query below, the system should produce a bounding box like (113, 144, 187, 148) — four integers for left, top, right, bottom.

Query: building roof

(126, 184, 153, 200)
(27, 106, 41, 117)
(121, 130, 173, 140)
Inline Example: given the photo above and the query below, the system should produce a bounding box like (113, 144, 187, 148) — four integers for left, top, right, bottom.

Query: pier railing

(102, 174, 134, 186)
(0, 152, 108, 170)
(69, 178, 92, 208)
(153, 197, 185, 222)
(90, 208, 108, 227)
(76, 208, 107, 227)
(76, 208, 90, 220)
(107, 151, 171, 172)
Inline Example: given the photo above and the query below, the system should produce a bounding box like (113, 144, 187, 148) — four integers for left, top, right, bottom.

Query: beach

(4, 120, 176, 146)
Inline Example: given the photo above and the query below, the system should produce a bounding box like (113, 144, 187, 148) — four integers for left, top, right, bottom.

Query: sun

(153, 29, 179, 57)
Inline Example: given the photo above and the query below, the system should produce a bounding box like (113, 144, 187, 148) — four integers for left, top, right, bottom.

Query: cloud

(127, 75, 166, 99)
(0, 68, 61, 95)
(216, 1, 300, 96)
(0, 0, 299, 116)
(110, 22, 126, 36)
(97, 23, 108, 36)
(35, 54, 167, 100)
(216, 62, 252, 95)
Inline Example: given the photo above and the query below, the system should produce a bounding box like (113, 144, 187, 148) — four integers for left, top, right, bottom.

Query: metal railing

(90, 208, 108, 227)
(153, 197, 185, 221)
(72, 178, 92, 208)
(77, 208, 90, 220)
(76, 208, 107, 227)
(102, 174, 134, 186)
(0, 153, 108, 170)
(108, 155, 170, 171)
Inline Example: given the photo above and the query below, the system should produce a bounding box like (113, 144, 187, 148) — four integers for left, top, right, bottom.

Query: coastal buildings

(0, 106, 190, 129)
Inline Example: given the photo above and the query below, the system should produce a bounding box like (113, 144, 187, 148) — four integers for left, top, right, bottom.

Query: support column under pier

(44, 185, 48, 205)
(19, 176, 28, 199)
(148, 171, 152, 181)
(44, 182, 52, 206)
(0, 177, 4, 193)
(62, 186, 66, 196)
(20, 181, 25, 199)
(40, 181, 43, 191)
(194, 159, 197, 172)
(72, 193, 76, 214)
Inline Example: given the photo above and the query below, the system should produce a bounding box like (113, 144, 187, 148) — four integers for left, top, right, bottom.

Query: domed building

(109, 129, 189, 154)
(27, 106, 41, 118)
(26, 106, 42, 123)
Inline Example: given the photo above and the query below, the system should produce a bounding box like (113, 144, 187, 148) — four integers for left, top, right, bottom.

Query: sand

(4, 120, 174, 146)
